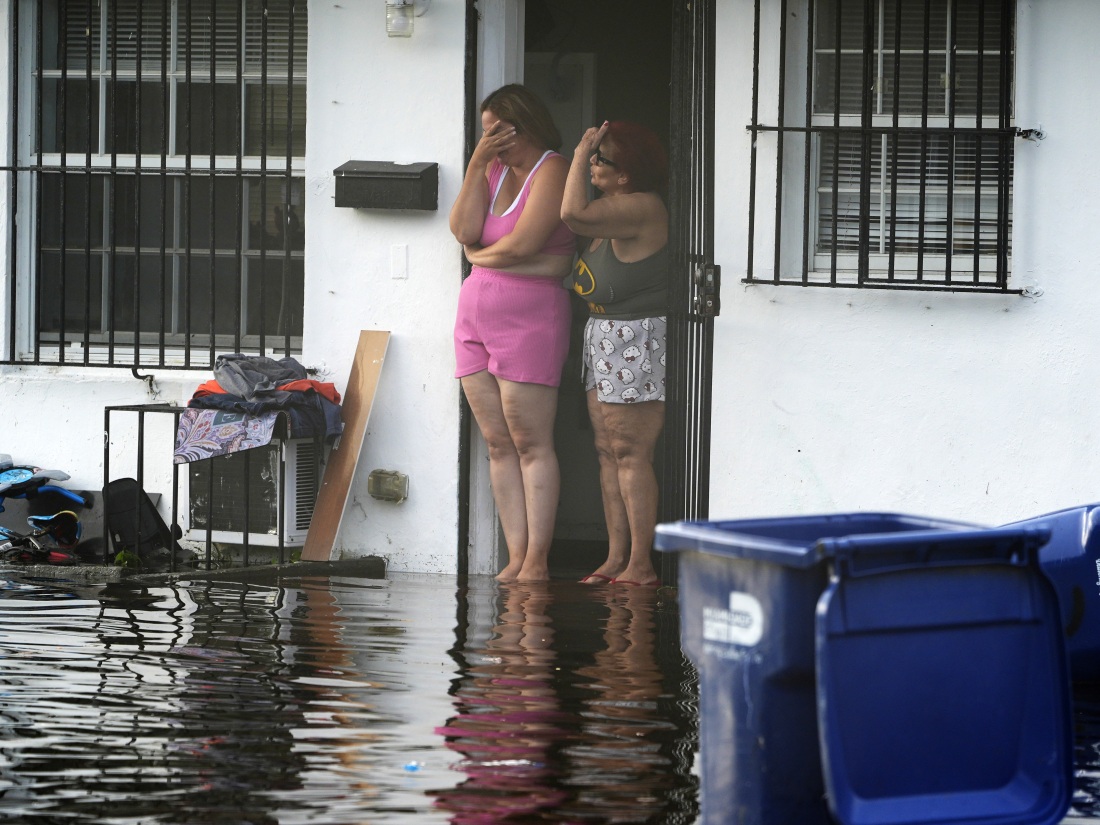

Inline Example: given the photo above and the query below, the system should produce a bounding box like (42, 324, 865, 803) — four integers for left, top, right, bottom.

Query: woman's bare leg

(497, 378, 561, 582)
(597, 399, 665, 585)
(462, 371, 530, 580)
(582, 389, 631, 582)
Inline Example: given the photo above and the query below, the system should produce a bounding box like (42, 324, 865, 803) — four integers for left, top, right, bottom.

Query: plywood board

(300, 330, 390, 561)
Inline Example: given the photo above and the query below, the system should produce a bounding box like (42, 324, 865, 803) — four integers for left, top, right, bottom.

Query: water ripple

(0, 574, 699, 824)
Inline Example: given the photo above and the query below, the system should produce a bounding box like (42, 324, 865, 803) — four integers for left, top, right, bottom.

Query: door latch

(693, 262, 721, 318)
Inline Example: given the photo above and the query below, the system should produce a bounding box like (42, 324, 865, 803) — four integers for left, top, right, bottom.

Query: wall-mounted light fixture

(386, 0, 431, 37)
(385, 0, 414, 37)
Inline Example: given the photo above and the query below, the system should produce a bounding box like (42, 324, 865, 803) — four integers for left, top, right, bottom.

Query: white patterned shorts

(581, 316, 667, 404)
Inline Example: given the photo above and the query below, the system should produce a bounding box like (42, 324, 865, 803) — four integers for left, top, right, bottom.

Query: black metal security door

(662, 0, 718, 536)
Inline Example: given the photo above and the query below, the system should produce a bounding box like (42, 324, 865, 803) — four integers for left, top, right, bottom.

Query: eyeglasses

(593, 150, 619, 169)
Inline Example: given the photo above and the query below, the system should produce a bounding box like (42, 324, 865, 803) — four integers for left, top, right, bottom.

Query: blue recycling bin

(655, 512, 1073, 825)
(1007, 503, 1100, 681)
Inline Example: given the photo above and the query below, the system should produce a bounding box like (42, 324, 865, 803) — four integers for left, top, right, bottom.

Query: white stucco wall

(301, 1, 467, 572)
(710, 0, 1100, 527)
(0, 0, 470, 573)
(10, 0, 1095, 571)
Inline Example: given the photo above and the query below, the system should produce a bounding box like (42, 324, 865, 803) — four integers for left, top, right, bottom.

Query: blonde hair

(480, 84, 562, 152)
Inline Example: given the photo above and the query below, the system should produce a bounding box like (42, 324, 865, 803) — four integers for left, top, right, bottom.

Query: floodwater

(2, 570, 1100, 824)
(0, 572, 698, 824)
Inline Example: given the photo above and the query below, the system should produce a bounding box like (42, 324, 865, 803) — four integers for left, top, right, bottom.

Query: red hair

(604, 121, 668, 197)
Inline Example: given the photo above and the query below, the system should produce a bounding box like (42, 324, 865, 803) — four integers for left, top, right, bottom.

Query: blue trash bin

(1007, 503, 1100, 681)
(655, 513, 1073, 825)
(814, 525, 1073, 825)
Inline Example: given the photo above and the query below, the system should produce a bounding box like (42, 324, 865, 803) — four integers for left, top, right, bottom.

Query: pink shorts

(454, 267, 571, 387)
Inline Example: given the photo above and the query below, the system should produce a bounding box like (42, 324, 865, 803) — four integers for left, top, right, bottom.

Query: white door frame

(465, 0, 525, 576)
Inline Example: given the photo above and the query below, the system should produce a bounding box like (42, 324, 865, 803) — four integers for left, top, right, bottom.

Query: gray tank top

(572, 240, 670, 319)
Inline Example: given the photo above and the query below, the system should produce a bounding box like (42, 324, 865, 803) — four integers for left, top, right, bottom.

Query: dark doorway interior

(525, 0, 671, 139)
(522, 0, 672, 576)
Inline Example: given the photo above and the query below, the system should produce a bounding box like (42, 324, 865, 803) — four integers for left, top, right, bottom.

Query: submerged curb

(0, 556, 387, 587)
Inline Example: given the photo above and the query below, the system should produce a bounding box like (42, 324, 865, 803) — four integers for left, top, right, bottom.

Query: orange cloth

(190, 377, 341, 404)
(278, 379, 342, 404)
(191, 379, 227, 398)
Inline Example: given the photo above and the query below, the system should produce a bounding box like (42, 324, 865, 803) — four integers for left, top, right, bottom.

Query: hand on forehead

(482, 111, 516, 132)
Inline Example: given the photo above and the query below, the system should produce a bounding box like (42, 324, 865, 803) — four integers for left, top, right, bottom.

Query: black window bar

(103, 403, 321, 570)
(5, 0, 307, 370)
(745, 0, 1017, 292)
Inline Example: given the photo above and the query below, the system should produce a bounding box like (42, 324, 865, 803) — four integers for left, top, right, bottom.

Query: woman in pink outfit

(450, 85, 576, 582)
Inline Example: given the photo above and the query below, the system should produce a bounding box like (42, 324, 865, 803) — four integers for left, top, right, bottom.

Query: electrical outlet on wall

(391, 244, 408, 279)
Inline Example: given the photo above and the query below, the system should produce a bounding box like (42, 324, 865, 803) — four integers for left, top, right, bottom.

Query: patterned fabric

(173, 409, 284, 464)
(581, 316, 667, 403)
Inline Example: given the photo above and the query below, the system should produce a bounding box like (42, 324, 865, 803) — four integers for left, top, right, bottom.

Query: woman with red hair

(561, 121, 670, 587)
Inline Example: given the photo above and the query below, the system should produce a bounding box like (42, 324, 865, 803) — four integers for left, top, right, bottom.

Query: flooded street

(0, 573, 697, 823)
(3, 569, 1100, 823)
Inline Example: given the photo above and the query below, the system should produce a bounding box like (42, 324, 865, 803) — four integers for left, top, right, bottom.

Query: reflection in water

(0, 574, 697, 824)
(1072, 686, 1100, 817)
(0, 581, 309, 824)
(432, 583, 571, 822)
(433, 581, 698, 824)
(6, 572, 1100, 822)
(567, 586, 685, 820)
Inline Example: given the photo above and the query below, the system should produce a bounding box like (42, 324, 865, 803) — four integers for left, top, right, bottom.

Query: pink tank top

(479, 151, 575, 256)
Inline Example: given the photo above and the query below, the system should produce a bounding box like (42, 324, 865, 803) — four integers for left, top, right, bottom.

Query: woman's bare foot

(611, 563, 660, 587)
(579, 573, 614, 584)
(516, 560, 550, 582)
(579, 561, 625, 584)
(496, 560, 525, 582)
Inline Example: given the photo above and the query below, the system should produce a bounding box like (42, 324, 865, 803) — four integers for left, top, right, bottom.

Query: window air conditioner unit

(187, 437, 319, 547)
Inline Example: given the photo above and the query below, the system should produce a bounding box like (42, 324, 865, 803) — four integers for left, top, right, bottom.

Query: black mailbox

(334, 161, 438, 210)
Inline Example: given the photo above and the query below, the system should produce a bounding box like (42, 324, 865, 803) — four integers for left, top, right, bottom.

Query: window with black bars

(8, 0, 306, 369)
(745, 0, 1017, 291)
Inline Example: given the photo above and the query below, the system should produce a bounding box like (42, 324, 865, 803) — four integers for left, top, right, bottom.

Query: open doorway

(521, 0, 673, 575)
